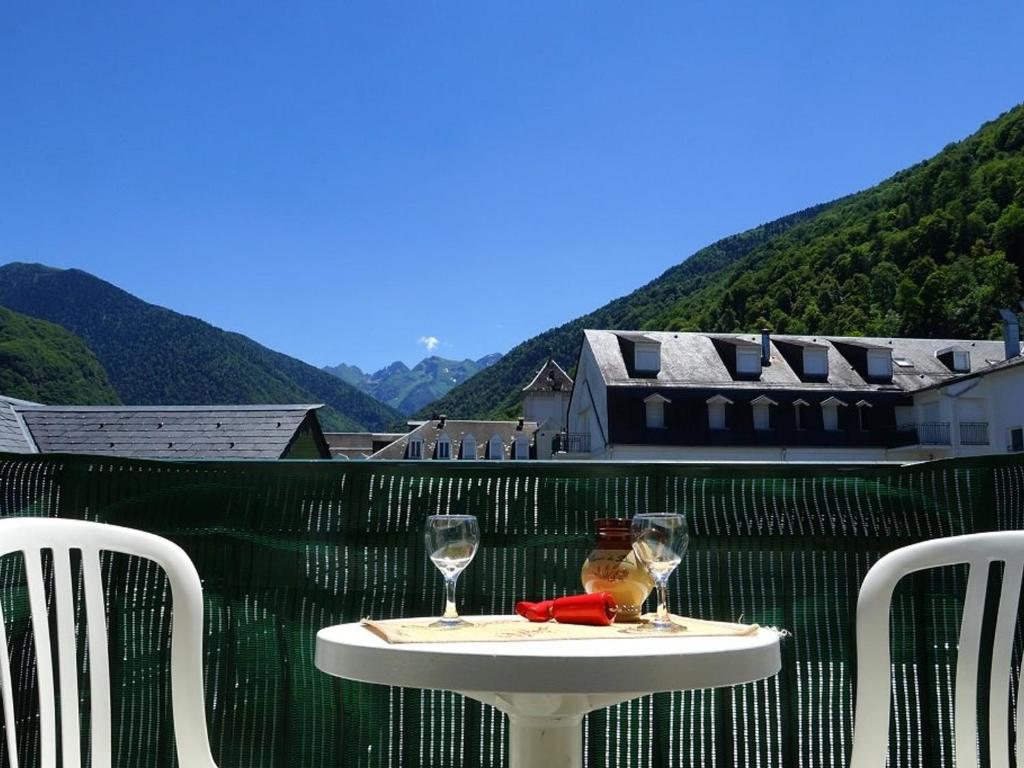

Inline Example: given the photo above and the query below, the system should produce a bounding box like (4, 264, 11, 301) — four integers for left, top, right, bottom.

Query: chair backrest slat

(23, 549, 57, 768)
(989, 559, 1023, 768)
(954, 563, 987, 768)
(82, 548, 111, 768)
(0, 599, 20, 768)
(53, 547, 82, 768)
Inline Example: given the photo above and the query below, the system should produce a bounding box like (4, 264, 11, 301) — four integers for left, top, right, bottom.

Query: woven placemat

(360, 615, 759, 644)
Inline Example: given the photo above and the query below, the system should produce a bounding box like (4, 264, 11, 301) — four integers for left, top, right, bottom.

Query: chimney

(437, 414, 447, 429)
(516, 417, 525, 431)
(760, 329, 771, 365)
(999, 309, 1020, 361)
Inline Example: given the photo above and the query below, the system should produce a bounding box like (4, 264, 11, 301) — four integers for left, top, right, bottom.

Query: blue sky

(1, 3, 1022, 373)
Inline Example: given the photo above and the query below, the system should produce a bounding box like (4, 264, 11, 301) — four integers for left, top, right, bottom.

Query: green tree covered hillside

(0, 264, 404, 431)
(421, 103, 1024, 419)
(0, 305, 120, 404)
(651, 104, 1024, 337)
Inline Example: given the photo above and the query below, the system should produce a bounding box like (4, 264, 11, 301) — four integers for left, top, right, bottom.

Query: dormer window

(822, 397, 846, 432)
(856, 401, 873, 431)
(634, 342, 661, 374)
(866, 349, 892, 379)
(803, 348, 828, 378)
(435, 434, 451, 460)
(793, 399, 810, 430)
(461, 434, 477, 460)
(513, 433, 530, 460)
(952, 351, 970, 372)
(736, 347, 761, 376)
(751, 395, 777, 431)
(707, 394, 733, 430)
(407, 438, 423, 459)
(488, 434, 504, 460)
(644, 393, 670, 429)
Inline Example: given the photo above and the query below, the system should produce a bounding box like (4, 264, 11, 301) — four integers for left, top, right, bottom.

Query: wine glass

(424, 514, 480, 629)
(630, 513, 688, 632)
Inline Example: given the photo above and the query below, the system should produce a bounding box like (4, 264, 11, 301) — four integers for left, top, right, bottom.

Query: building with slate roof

(522, 358, 573, 434)
(565, 317, 1024, 462)
(369, 416, 538, 461)
(4, 403, 330, 460)
(324, 431, 408, 460)
(0, 396, 39, 454)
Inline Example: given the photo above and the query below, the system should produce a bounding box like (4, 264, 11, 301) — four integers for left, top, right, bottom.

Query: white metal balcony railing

(557, 433, 592, 454)
(958, 422, 990, 446)
(898, 422, 952, 446)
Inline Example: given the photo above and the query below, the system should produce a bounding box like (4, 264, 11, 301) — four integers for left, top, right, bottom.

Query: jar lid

(594, 517, 630, 532)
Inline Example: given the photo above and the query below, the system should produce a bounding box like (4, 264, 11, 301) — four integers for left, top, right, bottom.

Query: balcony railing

(958, 422, 990, 446)
(898, 421, 951, 446)
(557, 432, 592, 454)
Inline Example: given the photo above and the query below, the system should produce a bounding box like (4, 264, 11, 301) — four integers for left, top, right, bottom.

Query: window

(407, 438, 423, 459)
(753, 404, 770, 431)
(893, 357, 914, 368)
(644, 394, 669, 429)
(461, 434, 476, 460)
(867, 349, 892, 379)
(635, 342, 661, 373)
(1010, 427, 1024, 453)
(436, 435, 451, 460)
(821, 398, 846, 432)
(803, 348, 828, 377)
(707, 395, 732, 430)
(952, 351, 970, 372)
(794, 399, 809, 430)
(488, 434, 504, 460)
(857, 402, 872, 431)
(736, 348, 761, 375)
(751, 396, 776, 431)
(513, 434, 530, 460)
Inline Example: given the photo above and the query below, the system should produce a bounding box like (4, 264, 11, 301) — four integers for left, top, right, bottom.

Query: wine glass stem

(443, 576, 459, 619)
(656, 581, 670, 625)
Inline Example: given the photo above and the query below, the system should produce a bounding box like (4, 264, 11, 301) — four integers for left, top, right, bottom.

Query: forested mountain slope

(0, 305, 120, 404)
(0, 264, 405, 431)
(422, 103, 1024, 419)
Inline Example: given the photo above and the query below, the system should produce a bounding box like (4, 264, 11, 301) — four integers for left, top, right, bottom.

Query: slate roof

(324, 431, 407, 459)
(0, 396, 38, 454)
(522, 358, 574, 393)
(369, 418, 538, 460)
(914, 350, 1024, 392)
(584, 330, 1020, 393)
(13, 404, 326, 459)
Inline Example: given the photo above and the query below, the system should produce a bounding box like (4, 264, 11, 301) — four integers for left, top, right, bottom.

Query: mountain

(0, 305, 120, 405)
(420, 103, 1024, 419)
(0, 264, 405, 432)
(324, 354, 502, 415)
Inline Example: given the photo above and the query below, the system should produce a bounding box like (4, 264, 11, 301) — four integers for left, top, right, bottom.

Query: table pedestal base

(460, 691, 639, 768)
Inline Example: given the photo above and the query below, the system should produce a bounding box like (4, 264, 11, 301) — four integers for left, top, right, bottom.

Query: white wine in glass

(424, 515, 480, 628)
(630, 513, 688, 632)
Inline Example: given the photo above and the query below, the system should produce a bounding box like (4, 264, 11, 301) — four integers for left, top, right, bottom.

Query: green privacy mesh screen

(0, 453, 1021, 767)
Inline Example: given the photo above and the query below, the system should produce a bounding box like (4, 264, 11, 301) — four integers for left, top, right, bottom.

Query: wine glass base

(429, 616, 473, 629)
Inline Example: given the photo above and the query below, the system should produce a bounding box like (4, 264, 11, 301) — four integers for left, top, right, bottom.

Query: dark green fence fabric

(0, 453, 1021, 768)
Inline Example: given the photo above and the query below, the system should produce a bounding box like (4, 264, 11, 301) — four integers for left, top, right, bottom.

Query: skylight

(893, 358, 914, 368)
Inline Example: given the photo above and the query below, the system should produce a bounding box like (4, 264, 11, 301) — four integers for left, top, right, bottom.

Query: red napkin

(515, 592, 618, 626)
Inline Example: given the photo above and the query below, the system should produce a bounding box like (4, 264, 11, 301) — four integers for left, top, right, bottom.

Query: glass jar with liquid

(580, 517, 654, 623)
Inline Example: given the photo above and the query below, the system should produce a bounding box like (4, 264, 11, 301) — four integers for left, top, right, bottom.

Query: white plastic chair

(850, 531, 1024, 768)
(0, 517, 218, 768)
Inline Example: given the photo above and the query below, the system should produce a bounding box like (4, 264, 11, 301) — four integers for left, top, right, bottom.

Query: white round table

(316, 616, 781, 768)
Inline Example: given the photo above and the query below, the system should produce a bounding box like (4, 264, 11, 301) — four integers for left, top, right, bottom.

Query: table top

(316, 616, 781, 695)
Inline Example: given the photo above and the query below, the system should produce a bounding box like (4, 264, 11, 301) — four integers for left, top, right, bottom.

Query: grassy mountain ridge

(415, 200, 839, 419)
(421, 103, 1024, 419)
(0, 305, 120, 405)
(325, 353, 503, 415)
(0, 263, 405, 431)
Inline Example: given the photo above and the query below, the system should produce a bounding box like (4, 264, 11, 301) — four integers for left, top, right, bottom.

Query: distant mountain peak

(324, 352, 502, 415)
